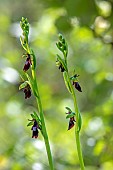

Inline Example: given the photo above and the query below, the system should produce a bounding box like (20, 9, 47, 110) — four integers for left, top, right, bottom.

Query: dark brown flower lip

(68, 120, 75, 130)
(73, 81, 82, 92)
(23, 54, 32, 71)
(24, 88, 31, 99)
(56, 60, 65, 72)
(31, 119, 39, 138)
(23, 84, 31, 99)
(59, 64, 65, 72)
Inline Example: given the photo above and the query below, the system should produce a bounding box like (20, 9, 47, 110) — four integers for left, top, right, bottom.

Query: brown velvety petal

(23, 88, 31, 99)
(31, 120, 39, 138)
(23, 60, 30, 71)
(68, 120, 75, 130)
(74, 82, 82, 92)
(23, 54, 32, 71)
(59, 64, 65, 72)
(32, 129, 39, 138)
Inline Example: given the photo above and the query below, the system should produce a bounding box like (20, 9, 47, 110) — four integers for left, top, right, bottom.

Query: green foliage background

(0, 0, 113, 170)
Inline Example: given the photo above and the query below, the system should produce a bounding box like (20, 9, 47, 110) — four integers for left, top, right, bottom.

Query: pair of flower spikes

(20, 53, 82, 136)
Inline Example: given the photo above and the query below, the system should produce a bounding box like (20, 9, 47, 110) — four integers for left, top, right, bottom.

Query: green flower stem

(32, 69, 54, 170)
(28, 47, 54, 169)
(20, 17, 54, 170)
(56, 33, 84, 169)
(66, 72, 85, 170)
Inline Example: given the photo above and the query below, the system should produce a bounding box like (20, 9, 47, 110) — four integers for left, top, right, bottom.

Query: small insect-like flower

(23, 83, 31, 99)
(23, 54, 32, 71)
(70, 74, 82, 92)
(19, 81, 31, 99)
(65, 107, 76, 130)
(68, 115, 76, 130)
(56, 60, 65, 72)
(31, 119, 39, 138)
(73, 81, 82, 92)
(27, 116, 41, 139)
(59, 63, 65, 72)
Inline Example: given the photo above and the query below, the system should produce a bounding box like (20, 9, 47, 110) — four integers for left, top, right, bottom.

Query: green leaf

(63, 71, 72, 94)
(66, 112, 75, 119)
(56, 54, 67, 72)
(78, 112, 82, 132)
(27, 121, 33, 127)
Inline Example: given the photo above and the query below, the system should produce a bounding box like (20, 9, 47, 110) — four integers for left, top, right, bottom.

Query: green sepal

(56, 43, 64, 53)
(30, 112, 41, 123)
(27, 121, 33, 127)
(62, 38, 65, 44)
(19, 81, 29, 90)
(33, 111, 41, 123)
(22, 54, 27, 58)
(70, 74, 79, 81)
(77, 112, 82, 132)
(63, 71, 72, 94)
(30, 113, 36, 119)
(66, 112, 75, 119)
(65, 107, 72, 112)
(70, 76, 75, 81)
(58, 33, 63, 41)
(56, 54, 67, 72)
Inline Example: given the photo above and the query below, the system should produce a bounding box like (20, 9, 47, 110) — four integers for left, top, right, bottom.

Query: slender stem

(67, 72, 85, 170)
(32, 70, 54, 170)
(72, 89, 85, 170)
(20, 18, 54, 170)
(75, 131, 85, 170)
(57, 34, 84, 169)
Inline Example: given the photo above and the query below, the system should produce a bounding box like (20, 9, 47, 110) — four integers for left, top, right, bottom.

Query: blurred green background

(0, 0, 113, 170)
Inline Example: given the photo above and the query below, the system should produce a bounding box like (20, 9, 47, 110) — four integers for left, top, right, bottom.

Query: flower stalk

(19, 17, 54, 170)
(56, 34, 85, 170)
